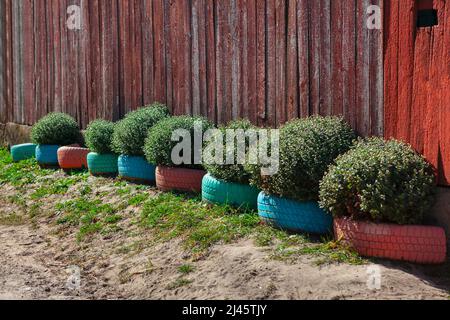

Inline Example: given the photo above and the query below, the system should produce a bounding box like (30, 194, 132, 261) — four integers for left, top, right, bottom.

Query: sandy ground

(0, 220, 448, 300)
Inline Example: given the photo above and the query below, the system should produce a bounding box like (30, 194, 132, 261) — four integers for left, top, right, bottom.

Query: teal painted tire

(11, 143, 37, 162)
(202, 174, 260, 209)
(257, 192, 333, 235)
(87, 152, 118, 176)
(118, 155, 156, 183)
(35, 145, 60, 166)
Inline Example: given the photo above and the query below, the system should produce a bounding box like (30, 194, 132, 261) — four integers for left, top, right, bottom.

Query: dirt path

(0, 222, 448, 300)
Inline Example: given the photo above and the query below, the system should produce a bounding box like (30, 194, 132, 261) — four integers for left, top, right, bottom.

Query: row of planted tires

(10, 142, 448, 265)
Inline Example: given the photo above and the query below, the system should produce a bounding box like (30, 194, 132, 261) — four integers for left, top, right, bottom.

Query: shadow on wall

(430, 188, 450, 247)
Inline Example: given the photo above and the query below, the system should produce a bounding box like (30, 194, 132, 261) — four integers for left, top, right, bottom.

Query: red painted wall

(384, 0, 450, 185)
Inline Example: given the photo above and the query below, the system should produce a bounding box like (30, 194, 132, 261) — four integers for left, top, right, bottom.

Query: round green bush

(144, 116, 214, 169)
(249, 116, 356, 202)
(112, 103, 170, 156)
(204, 119, 256, 184)
(319, 138, 435, 225)
(85, 119, 115, 154)
(31, 112, 82, 146)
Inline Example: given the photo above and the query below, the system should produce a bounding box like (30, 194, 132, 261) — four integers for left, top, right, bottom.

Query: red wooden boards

(384, 0, 450, 185)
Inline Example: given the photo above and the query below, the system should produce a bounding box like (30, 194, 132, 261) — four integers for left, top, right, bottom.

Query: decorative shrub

(112, 103, 170, 156)
(85, 119, 115, 154)
(319, 137, 435, 225)
(249, 116, 356, 202)
(31, 112, 81, 146)
(144, 116, 213, 169)
(204, 119, 256, 184)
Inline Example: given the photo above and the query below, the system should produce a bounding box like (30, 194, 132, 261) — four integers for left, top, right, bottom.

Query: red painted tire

(334, 218, 447, 264)
(156, 166, 206, 193)
(57, 146, 90, 170)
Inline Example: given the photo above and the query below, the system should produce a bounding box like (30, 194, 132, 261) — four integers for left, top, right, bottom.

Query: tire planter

(118, 155, 156, 183)
(257, 192, 333, 234)
(202, 174, 260, 209)
(10, 143, 37, 162)
(334, 218, 447, 264)
(87, 152, 118, 176)
(57, 146, 90, 170)
(156, 166, 206, 193)
(35, 145, 60, 167)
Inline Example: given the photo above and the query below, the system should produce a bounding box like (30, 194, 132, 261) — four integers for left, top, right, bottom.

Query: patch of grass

(141, 193, 260, 254)
(178, 264, 195, 274)
(166, 278, 193, 290)
(128, 193, 149, 206)
(0, 149, 52, 187)
(55, 197, 119, 241)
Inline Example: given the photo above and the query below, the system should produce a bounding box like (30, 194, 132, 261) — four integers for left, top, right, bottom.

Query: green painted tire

(11, 143, 37, 162)
(202, 174, 260, 210)
(87, 152, 118, 176)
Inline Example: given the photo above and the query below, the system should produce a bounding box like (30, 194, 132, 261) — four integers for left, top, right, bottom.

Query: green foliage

(204, 119, 256, 184)
(144, 116, 213, 169)
(319, 137, 436, 225)
(85, 119, 116, 154)
(31, 112, 82, 146)
(249, 116, 356, 202)
(112, 103, 170, 156)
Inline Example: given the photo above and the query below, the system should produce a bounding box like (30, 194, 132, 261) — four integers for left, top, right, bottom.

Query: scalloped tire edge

(334, 218, 447, 264)
(87, 153, 118, 176)
(156, 166, 206, 193)
(202, 174, 260, 209)
(57, 147, 90, 169)
(10, 143, 37, 162)
(257, 192, 333, 235)
(118, 155, 156, 183)
(36, 145, 60, 166)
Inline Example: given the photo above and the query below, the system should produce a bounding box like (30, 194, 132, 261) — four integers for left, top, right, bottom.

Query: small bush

(204, 119, 256, 184)
(112, 103, 170, 156)
(249, 116, 356, 202)
(31, 112, 82, 146)
(84, 120, 115, 154)
(319, 138, 435, 225)
(144, 116, 214, 169)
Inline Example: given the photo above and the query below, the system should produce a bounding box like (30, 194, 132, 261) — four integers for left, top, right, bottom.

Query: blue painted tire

(202, 174, 260, 209)
(35, 145, 60, 166)
(11, 143, 37, 162)
(87, 152, 118, 175)
(118, 155, 156, 183)
(257, 192, 333, 234)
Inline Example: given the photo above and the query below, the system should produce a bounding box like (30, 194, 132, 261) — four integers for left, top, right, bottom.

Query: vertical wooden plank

(205, 0, 216, 123)
(383, 0, 399, 139)
(22, 0, 35, 124)
(309, 0, 320, 115)
(440, 0, 450, 183)
(191, 0, 201, 115)
(12, 0, 24, 124)
(342, 0, 357, 129)
(196, 0, 208, 118)
(169, 0, 180, 115)
(230, 0, 239, 121)
(131, 0, 143, 109)
(153, 0, 167, 104)
(5, 0, 14, 123)
(118, 0, 130, 116)
(238, 0, 247, 120)
(331, 0, 343, 116)
(141, 0, 154, 105)
(356, 0, 371, 136)
(51, 0, 62, 115)
(266, 0, 276, 126)
(246, 0, 257, 124)
(286, 0, 298, 121)
(319, 0, 331, 116)
(275, 0, 287, 125)
(396, 0, 415, 141)
(163, 0, 173, 112)
(256, 0, 266, 125)
(369, 0, 384, 136)
(297, 0, 310, 118)
(181, 0, 192, 116)
(0, 0, 5, 123)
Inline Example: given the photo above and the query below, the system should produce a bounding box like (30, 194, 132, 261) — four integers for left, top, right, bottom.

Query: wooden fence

(0, 0, 383, 135)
